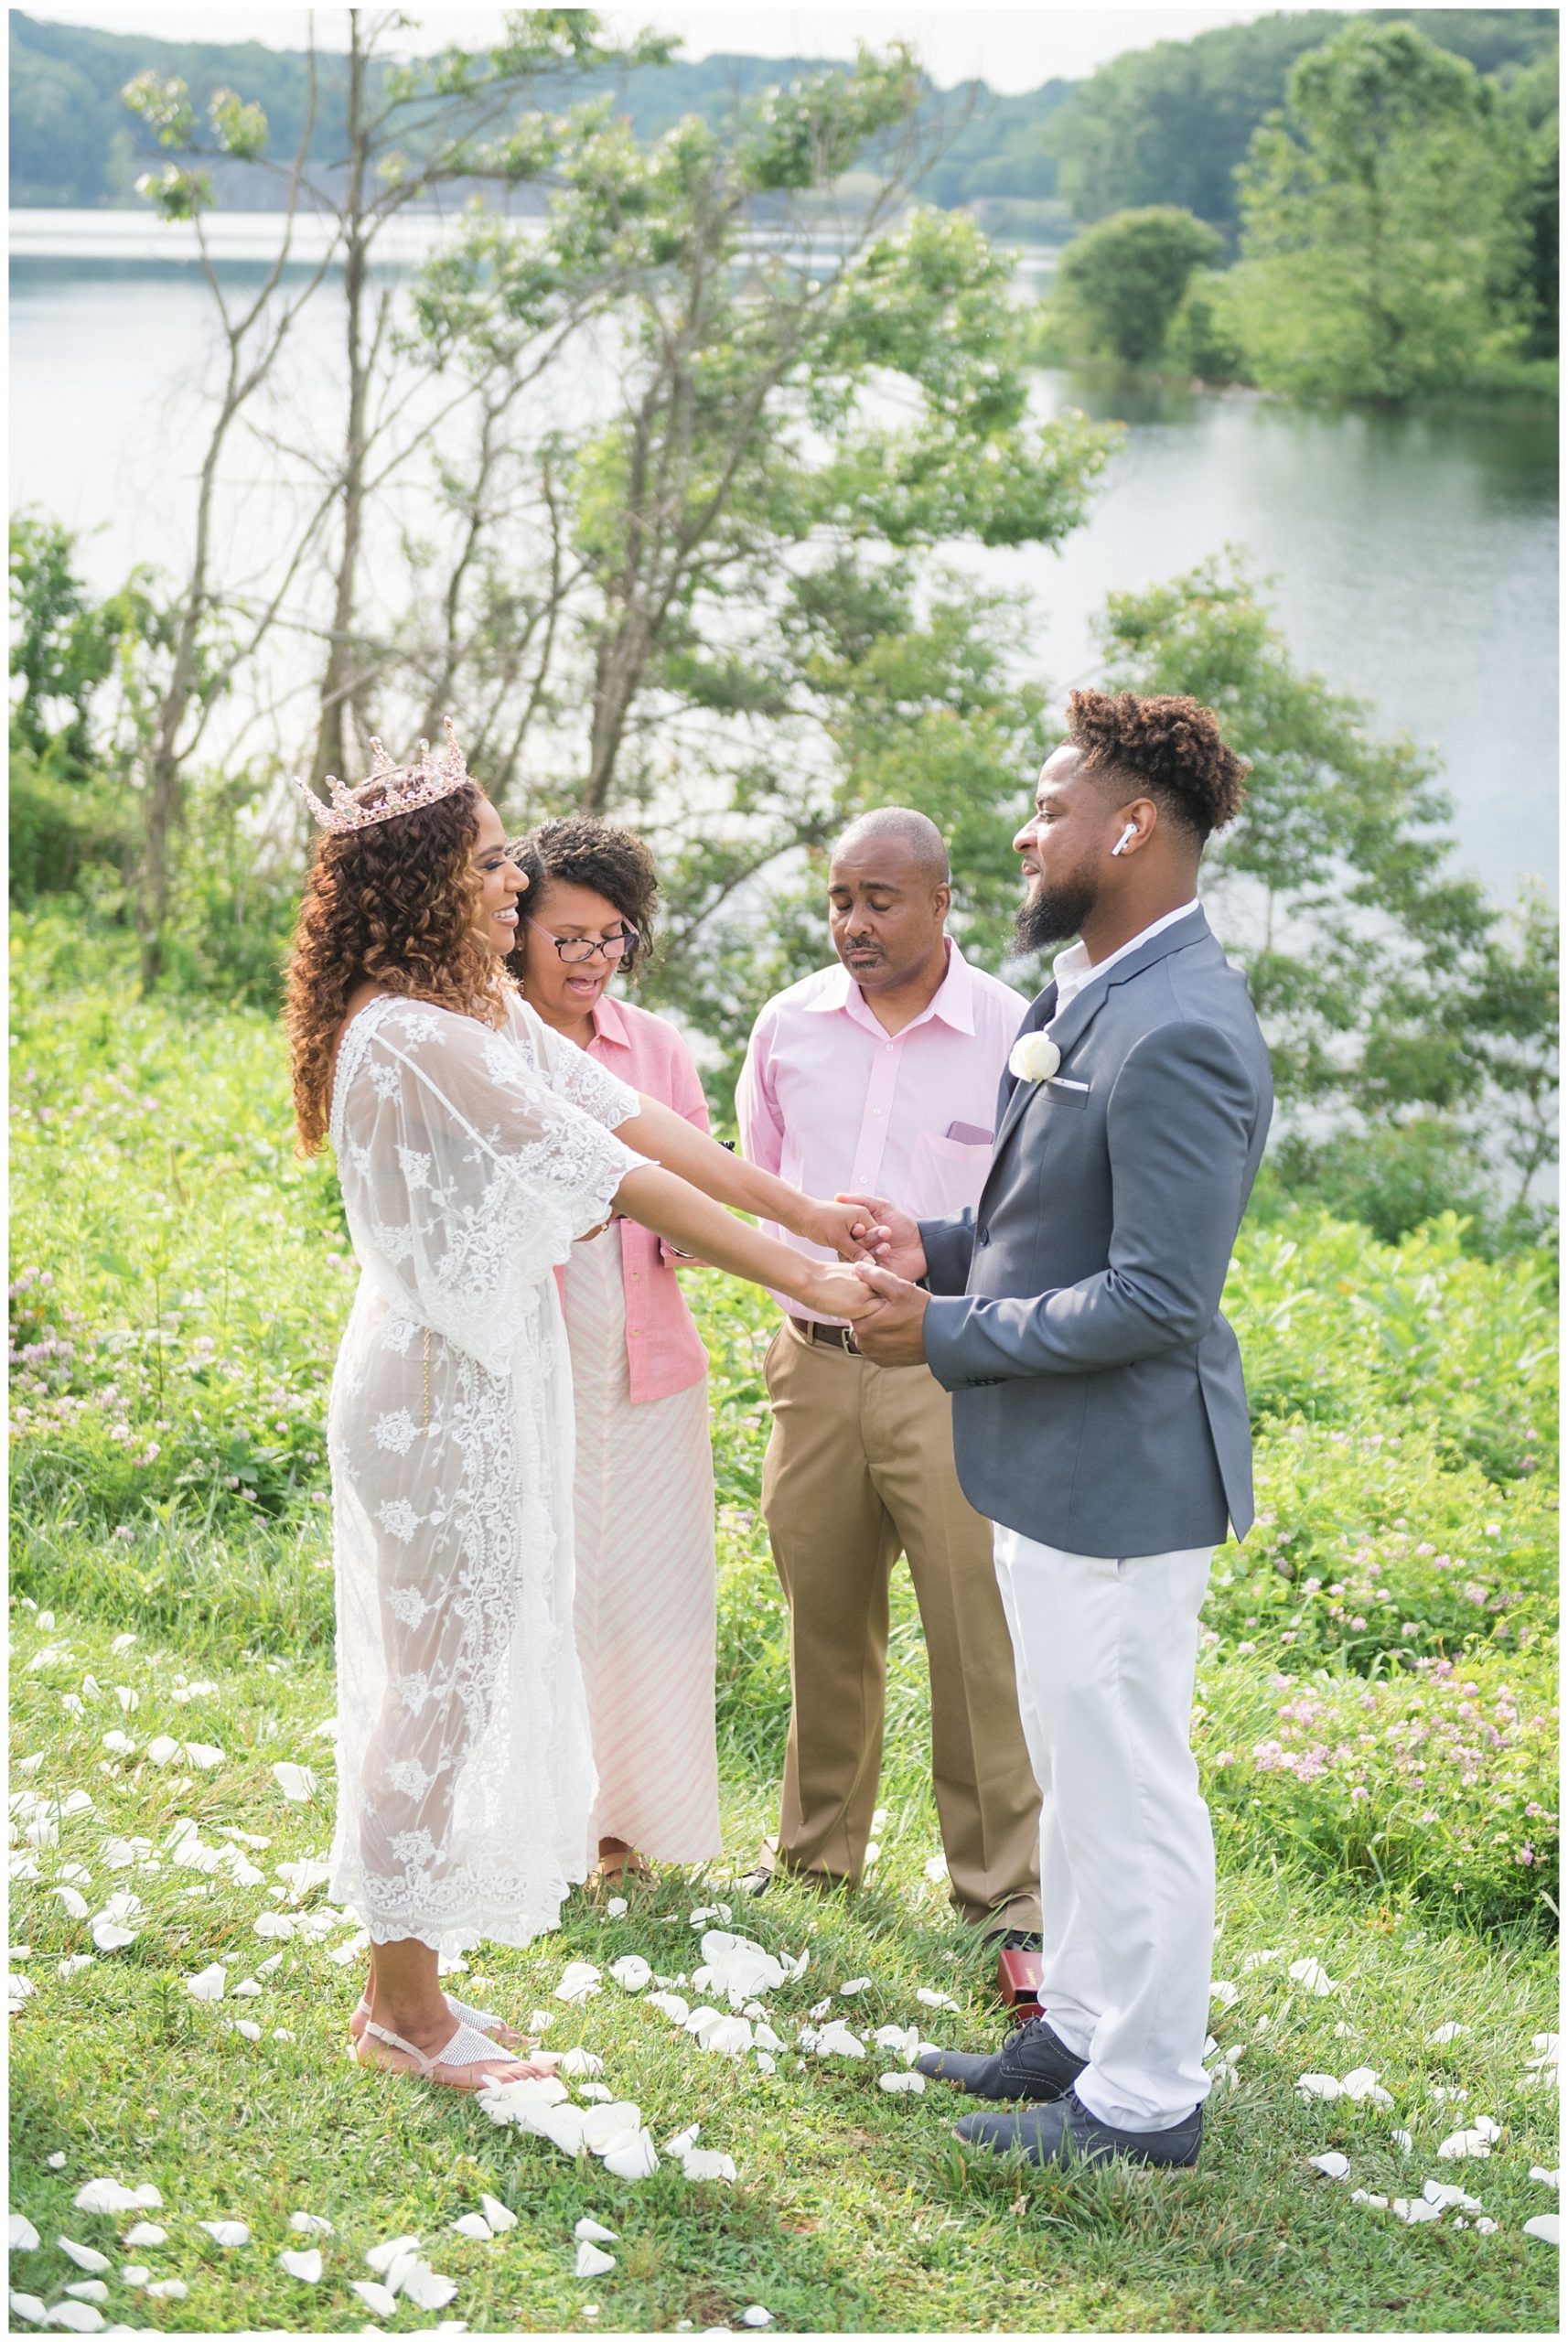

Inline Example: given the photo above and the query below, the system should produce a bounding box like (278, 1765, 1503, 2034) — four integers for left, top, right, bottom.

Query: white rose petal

(555, 1961, 603, 2004)
(279, 2248, 323, 2282)
(123, 2224, 166, 2248)
(559, 2047, 605, 2078)
(9, 2216, 41, 2251)
(1530, 2167, 1561, 2190)
(915, 1988, 958, 2012)
(1287, 1957, 1337, 1997)
(119, 2265, 151, 2286)
(1294, 2074, 1343, 2102)
(1423, 2182, 1483, 2212)
(838, 1977, 872, 1998)
(42, 2304, 105, 2331)
(364, 2234, 422, 2276)
(183, 1744, 224, 1771)
(71, 2180, 161, 2216)
(1391, 2130, 1413, 2154)
(1523, 2214, 1561, 2246)
(56, 2241, 111, 2274)
(1426, 2022, 1470, 2044)
(740, 2308, 774, 2327)
(677, 2150, 736, 2183)
(607, 1956, 651, 1993)
(230, 2018, 263, 2041)
(1340, 2068, 1393, 2108)
(1308, 2153, 1350, 2180)
(1391, 2197, 1444, 2225)
(601, 2130, 660, 2181)
(400, 2260, 458, 2309)
(1349, 2189, 1388, 2208)
(1210, 1980, 1239, 2008)
(352, 2280, 398, 2317)
(9, 2294, 47, 2326)
(922, 1853, 949, 1885)
(451, 2214, 492, 2241)
(879, 2071, 926, 2095)
(198, 2219, 250, 2248)
(145, 1737, 180, 1768)
(575, 2241, 616, 2278)
(605, 1896, 628, 1918)
(143, 2278, 187, 2300)
(61, 2283, 108, 2304)
(647, 1993, 690, 2024)
(575, 2218, 618, 2243)
(478, 2195, 516, 2235)
(270, 1762, 317, 1803)
(88, 1923, 135, 1953)
(185, 1963, 227, 2003)
(1437, 2126, 1498, 2162)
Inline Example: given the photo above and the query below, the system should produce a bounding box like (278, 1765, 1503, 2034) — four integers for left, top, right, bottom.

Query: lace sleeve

(514, 995, 641, 1130)
(333, 1000, 641, 1373)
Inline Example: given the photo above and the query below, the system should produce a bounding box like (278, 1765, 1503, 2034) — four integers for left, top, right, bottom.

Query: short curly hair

(505, 816, 661, 983)
(1067, 688, 1248, 840)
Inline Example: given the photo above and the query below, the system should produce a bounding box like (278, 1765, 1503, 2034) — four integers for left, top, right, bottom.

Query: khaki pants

(759, 1319, 1042, 1932)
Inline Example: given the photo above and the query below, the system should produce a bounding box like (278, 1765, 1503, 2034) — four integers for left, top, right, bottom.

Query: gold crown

(293, 716, 472, 833)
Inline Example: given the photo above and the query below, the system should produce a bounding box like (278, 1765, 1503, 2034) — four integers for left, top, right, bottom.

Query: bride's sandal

(349, 1991, 520, 2046)
(353, 2016, 541, 2093)
(587, 1851, 654, 1899)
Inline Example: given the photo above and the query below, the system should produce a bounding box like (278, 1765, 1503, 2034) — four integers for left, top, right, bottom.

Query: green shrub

(1198, 1637, 1558, 1932)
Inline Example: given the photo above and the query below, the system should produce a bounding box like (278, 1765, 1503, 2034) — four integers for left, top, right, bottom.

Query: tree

(1233, 20, 1527, 403)
(1051, 206, 1223, 365)
(1095, 551, 1556, 1230)
(392, 58, 1113, 995)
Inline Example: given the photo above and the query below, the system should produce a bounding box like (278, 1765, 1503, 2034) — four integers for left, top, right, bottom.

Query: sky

(17, 4, 1311, 94)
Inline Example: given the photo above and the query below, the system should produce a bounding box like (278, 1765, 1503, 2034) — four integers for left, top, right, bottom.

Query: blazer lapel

(986, 908, 1213, 1172)
(993, 981, 1056, 1137)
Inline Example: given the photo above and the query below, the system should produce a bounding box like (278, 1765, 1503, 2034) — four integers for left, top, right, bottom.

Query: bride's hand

(798, 1262, 880, 1322)
(800, 1197, 890, 1262)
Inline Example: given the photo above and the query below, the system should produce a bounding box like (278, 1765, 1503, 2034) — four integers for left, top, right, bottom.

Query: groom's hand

(837, 1194, 926, 1283)
(849, 1262, 929, 1365)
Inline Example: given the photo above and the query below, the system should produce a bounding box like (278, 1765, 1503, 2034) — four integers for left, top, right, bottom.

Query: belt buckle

(834, 1323, 858, 1355)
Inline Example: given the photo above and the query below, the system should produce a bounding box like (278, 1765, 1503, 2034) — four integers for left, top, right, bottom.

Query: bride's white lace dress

(324, 989, 641, 1954)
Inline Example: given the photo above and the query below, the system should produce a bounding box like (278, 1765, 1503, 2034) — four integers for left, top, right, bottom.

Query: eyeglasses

(527, 918, 638, 964)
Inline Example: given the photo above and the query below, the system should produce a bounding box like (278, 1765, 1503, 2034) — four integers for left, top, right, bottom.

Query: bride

(285, 724, 879, 2093)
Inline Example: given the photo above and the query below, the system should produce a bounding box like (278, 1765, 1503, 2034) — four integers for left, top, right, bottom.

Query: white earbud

(1111, 822, 1138, 858)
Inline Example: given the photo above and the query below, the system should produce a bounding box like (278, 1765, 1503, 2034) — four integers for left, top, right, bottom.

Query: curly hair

(286, 782, 508, 1154)
(1067, 688, 1248, 840)
(504, 816, 660, 984)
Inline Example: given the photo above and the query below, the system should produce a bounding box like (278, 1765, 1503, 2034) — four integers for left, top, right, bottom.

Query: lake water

(8, 212, 1557, 898)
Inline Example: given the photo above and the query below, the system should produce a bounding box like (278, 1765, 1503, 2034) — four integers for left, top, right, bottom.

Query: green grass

(8, 927, 1561, 2332)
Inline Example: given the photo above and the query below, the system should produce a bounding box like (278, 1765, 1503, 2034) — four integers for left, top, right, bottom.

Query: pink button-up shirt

(555, 992, 711, 1404)
(736, 940, 1029, 1323)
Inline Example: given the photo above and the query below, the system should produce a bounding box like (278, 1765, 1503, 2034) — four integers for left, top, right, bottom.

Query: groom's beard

(1013, 875, 1099, 956)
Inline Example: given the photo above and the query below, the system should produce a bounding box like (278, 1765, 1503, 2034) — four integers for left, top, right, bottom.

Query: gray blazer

(919, 907, 1273, 1557)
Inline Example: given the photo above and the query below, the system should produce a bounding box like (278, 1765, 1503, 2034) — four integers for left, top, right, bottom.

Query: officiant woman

(508, 819, 722, 1892)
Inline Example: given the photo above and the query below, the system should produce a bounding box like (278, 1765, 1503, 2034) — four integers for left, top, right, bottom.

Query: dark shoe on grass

(954, 2090, 1203, 2169)
(916, 2014, 1087, 2102)
(982, 1927, 1043, 1954)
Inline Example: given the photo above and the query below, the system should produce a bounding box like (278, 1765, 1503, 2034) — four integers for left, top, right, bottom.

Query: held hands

(799, 1262, 881, 1321)
(802, 1197, 892, 1263)
(835, 1194, 927, 1284)
(845, 1262, 929, 1365)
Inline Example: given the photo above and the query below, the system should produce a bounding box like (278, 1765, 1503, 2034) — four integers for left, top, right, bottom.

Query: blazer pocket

(1039, 1076, 1090, 1112)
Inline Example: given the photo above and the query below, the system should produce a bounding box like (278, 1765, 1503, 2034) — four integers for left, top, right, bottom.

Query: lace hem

(334, 1859, 585, 1958)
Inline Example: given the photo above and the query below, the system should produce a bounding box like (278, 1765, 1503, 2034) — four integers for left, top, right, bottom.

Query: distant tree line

(1035, 17, 1558, 403)
(9, 6, 1556, 224)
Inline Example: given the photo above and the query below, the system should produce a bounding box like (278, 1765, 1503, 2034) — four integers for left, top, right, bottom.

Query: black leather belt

(789, 1316, 860, 1354)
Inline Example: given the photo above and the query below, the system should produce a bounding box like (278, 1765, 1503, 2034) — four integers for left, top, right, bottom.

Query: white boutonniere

(1008, 1032, 1062, 1084)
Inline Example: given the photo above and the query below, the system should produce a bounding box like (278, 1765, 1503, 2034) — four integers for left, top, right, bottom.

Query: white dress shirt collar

(1049, 900, 1202, 1017)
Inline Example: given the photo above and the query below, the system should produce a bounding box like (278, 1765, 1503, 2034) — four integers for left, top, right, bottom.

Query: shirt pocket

(908, 1127, 994, 1219)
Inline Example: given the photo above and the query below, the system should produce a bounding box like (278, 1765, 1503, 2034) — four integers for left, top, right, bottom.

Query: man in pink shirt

(736, 808, 1043, 1945)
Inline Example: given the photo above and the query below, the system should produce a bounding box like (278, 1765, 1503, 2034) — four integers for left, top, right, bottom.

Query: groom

(849, 688, 1273, 2170)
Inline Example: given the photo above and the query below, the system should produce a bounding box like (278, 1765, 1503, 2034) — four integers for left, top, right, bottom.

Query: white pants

(993, 1524, 1216, 2132)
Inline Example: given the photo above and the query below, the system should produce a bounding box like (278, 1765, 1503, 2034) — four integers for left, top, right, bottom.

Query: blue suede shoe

(954, 2089, 1204, 2169)
(916, 2014, 1088, 2102)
